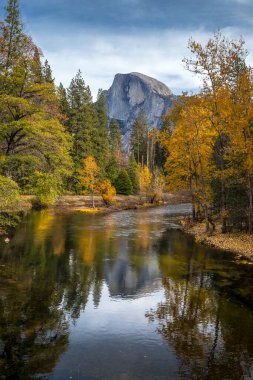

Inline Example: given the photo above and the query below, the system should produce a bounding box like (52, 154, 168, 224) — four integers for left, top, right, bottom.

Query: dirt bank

(182, 221, 253, 263)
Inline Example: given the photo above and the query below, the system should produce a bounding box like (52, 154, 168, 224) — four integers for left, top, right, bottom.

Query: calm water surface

(0, 204, 253, 380)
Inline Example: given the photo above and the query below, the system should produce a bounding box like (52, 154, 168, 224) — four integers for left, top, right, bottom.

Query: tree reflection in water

(0, 216, 69, 378)
(146, 229, 253, 379)
(0, 209, 164, 378)
(0, 211, 97, 378)
(0, 208, 252, 379)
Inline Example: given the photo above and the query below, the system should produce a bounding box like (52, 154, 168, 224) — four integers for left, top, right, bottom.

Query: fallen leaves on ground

(184, 222, 253, 262)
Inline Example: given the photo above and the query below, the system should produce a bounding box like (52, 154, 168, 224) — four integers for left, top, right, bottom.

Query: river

(0, 204, 253, 379)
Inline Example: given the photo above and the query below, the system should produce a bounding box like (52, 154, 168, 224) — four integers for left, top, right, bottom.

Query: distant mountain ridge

(104, 72, 174, 148)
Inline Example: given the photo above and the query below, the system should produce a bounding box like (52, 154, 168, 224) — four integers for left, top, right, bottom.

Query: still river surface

(0, 204, 253, 380)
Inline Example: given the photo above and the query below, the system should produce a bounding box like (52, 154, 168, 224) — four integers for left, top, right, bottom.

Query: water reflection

(146, 278, 253, 379)
(148, 230, 253, 379)
(0, 205, 252, 379)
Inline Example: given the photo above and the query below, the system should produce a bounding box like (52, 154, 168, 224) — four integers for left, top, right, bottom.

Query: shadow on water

(0, 205, 252, 379)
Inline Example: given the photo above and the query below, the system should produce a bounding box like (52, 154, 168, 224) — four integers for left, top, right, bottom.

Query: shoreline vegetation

(181, 219, 253, 263)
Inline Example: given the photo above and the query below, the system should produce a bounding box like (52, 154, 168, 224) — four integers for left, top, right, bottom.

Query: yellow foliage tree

(139, 164, 153, 200)
(161, 95, 217, 232)
(183, 32, 247, 232)
(160, 33, 253, 233)
(80, 156, 100, 208)
(229, 70, 253, 232)
(100, 179, 116, 206)
(151, 169, 166, 203)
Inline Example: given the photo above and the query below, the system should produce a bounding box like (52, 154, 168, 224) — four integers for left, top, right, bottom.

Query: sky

(3, 0, 253, 98)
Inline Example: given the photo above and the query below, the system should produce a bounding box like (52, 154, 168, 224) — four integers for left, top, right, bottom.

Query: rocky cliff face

(104, 72, 174, 147)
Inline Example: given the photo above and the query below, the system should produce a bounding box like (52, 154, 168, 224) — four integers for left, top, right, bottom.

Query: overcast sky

(3, 0, 253, 98)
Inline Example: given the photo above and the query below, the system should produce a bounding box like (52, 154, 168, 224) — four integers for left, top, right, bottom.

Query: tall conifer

(109, 118, 122, 153)
(130, 112, 148, 165)
(95, 89, 110, 167)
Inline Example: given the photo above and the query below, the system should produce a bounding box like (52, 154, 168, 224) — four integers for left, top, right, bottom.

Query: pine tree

(95, 89, 110, 168)
(109, 118, 122, 153)
(105, 157, 120, 185)
(67, 70, 96, 163)
(96, 89, 108, 129)
(0, 0, 24, 76)
(57, 82, 69, 122)
(31, 46, 43, 83)
(42, 59, 54, 83)
(127, 154, 139, 193)
(114, 170, 133, 195)
(130, 112, 148, 165)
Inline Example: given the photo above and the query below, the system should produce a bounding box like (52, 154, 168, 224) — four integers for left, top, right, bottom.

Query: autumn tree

(80, 156, 100, 208)
(160, 95, 216, 232)
(228, 69, 253, 232)
(139, 164, 153, 200)
(100, 179, 116, 206)
(151, 169, 165, 203)
(183, 32, 247, 232)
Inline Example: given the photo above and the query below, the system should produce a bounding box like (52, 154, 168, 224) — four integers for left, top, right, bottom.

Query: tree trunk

(91, 192, 95, 208)
(220, 164, 227, 233)
(207, 215, 215, 235)
(247, 175, 253, 234)
(147, 135, 149, 168)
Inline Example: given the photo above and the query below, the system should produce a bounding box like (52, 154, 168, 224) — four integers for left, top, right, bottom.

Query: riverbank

(182, 221, 253, 263)
(0, 192, 191, 235)
(54, 192, 191, 213)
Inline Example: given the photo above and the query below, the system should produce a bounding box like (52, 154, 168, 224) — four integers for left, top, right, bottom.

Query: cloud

(34, 28, 212, 98)
(18, 0, 253, 98)
(35, 26, 253, 98)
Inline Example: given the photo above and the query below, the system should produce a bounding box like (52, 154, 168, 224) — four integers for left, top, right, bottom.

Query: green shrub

(30, 172, 60, 207)
(0, 175, 22, 212)
(0, 175, 23, 233)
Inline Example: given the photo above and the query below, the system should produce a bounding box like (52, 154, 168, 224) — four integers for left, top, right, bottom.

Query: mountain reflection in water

(0, 204, 252, 380)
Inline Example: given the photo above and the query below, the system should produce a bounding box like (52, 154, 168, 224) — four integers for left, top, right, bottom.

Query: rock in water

(104, 72, 174, 148)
